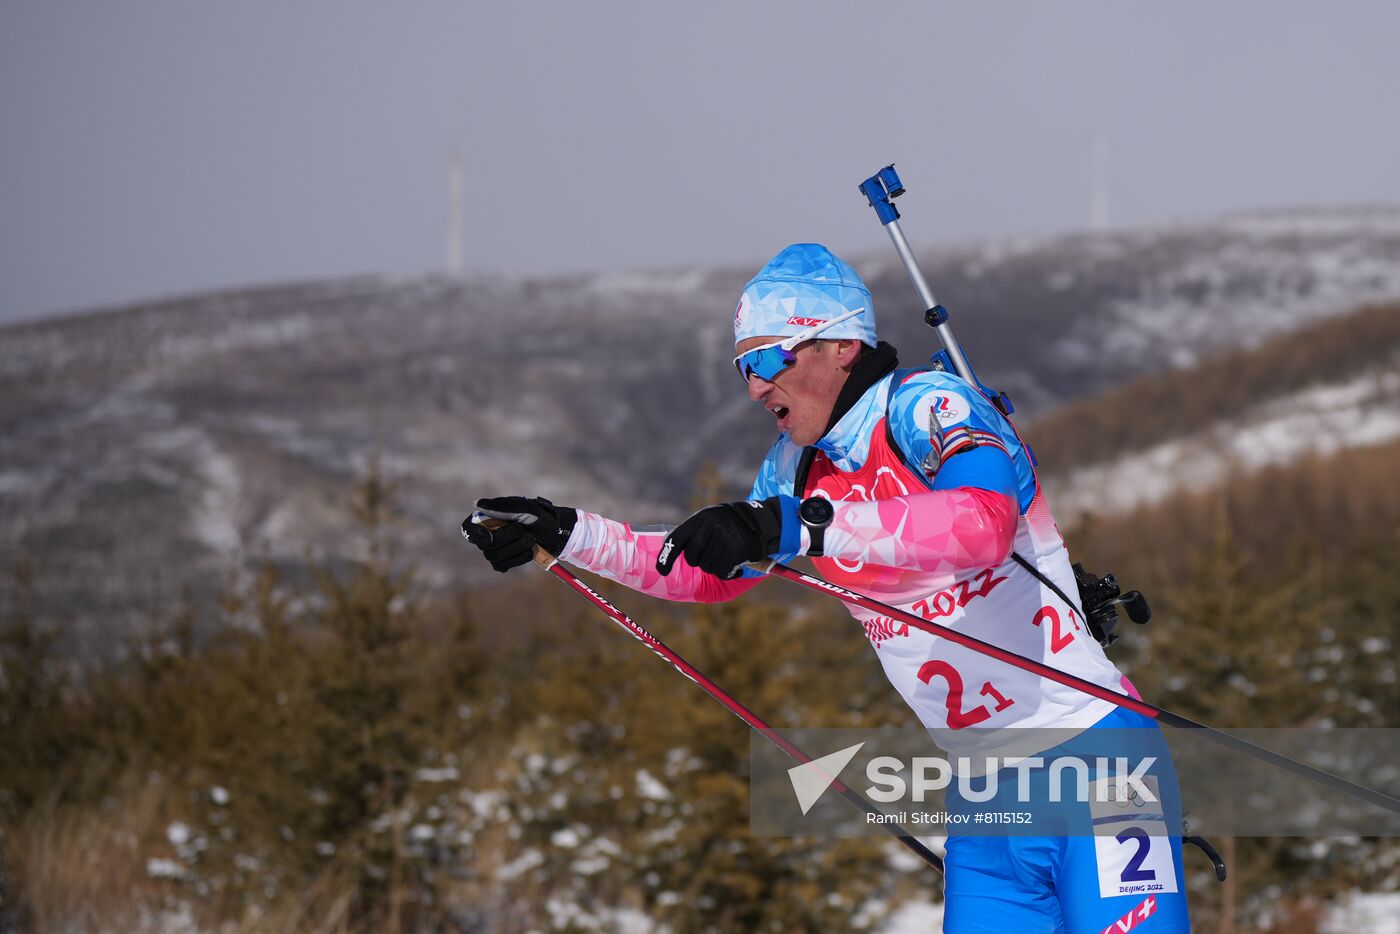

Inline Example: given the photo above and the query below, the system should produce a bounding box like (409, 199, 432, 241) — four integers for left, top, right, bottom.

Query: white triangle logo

(787, 742, 866, 815)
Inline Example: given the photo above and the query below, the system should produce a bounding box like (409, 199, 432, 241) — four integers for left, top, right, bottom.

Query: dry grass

(5, 773, 180, 933)
(4, 774, 408, 933)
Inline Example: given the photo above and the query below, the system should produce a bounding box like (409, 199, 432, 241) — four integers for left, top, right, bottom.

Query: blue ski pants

(941, 707, 1191, 933)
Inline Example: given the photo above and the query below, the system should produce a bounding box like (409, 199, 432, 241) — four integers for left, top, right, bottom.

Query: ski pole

(859, 163, 1014, 417)
(463, 519, 946, 874)
(752, 559, 1400, 818)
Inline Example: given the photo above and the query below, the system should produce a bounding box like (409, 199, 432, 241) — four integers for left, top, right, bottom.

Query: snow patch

(138, 425, 244, 553)
(1321, 892, 1400, 934)
(146, 857, 188, 880)
(414, 766, 460, 783)
(155, 315, 313, 362)
(464, 789, 507, 820)
(874, 899, 945, 934)
(550, 827, 581, 848)
(635, 769, 671, 801)
(166, 821, 191, 847)
(495, 847, 544, 881)
(544, 899, 659, 933)
(194, 436, 243, 553)
(887, 836, 945, 873)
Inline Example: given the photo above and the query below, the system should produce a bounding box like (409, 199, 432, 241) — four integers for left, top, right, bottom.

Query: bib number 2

(1090, 776, 1180, 899)
(1116, 828, 1156, 882)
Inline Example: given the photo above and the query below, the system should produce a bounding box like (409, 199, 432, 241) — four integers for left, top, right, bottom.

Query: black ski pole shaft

(466, 521, 944, 873)
(756, 560, 1400, 817)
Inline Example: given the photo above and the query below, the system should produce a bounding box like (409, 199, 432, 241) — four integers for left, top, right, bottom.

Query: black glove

(656, 498, 785, 580)
(462, 496, 578, 573)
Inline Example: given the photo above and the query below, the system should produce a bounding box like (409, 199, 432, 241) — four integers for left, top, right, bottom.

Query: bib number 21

(916, 659, 1015, 729)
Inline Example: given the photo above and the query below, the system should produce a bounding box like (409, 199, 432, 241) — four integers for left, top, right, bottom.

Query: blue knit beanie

(733, 243, 877, 347)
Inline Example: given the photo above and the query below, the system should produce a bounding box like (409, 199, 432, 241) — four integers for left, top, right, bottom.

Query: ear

(833, 339, 864, 370)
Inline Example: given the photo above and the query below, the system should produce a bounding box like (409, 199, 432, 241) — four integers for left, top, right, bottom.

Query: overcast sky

(3, 1, 1398, 324)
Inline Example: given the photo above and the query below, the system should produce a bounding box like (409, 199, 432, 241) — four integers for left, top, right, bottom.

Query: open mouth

(773, 405, 789, 421)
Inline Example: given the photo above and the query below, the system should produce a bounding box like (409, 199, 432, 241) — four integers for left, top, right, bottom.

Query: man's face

(735, 337, 855, 446)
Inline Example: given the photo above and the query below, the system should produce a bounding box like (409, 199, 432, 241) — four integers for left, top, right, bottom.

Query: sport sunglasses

(732, 307, 866, 384)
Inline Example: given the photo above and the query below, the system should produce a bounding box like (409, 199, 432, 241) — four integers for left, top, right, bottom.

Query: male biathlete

(464, 244, 1189, 932)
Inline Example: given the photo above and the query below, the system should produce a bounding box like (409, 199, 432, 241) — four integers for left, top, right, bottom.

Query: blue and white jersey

(748, 367, 1128, 757)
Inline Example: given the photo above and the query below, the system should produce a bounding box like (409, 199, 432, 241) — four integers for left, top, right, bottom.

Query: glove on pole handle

(464, 517, 945, 874)
(471, 515, 559, 570)
(750, 559, 1400, 818)
(858, 164, 977, 385)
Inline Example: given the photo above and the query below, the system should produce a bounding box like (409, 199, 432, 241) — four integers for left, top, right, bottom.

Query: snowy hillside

(1025, 288, 1400, 527)
(1043, 342, 1400, 519)
(4, 206, 1400, 641)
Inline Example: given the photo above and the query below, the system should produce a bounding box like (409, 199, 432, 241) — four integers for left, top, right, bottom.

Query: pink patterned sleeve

(821, 487, 1018, 573)
(559, 511, 763, 604)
